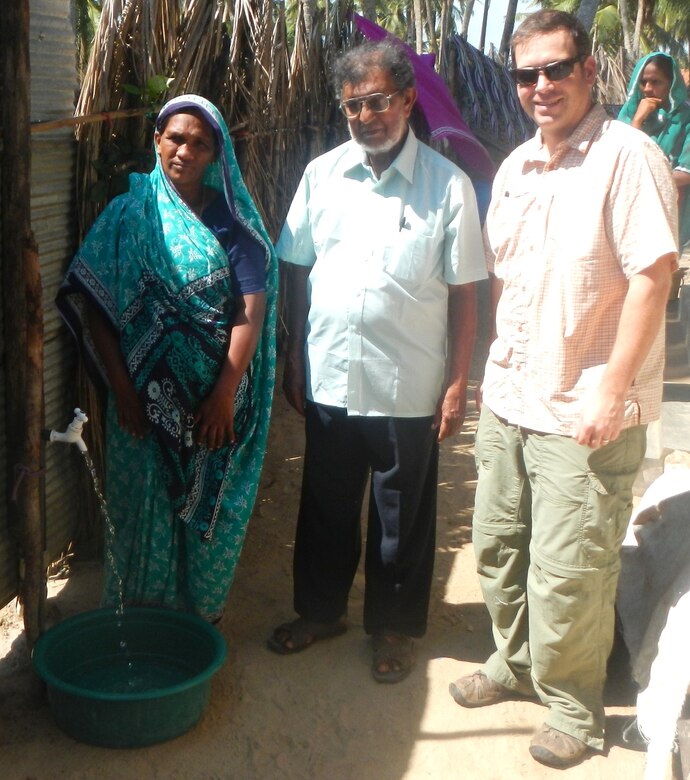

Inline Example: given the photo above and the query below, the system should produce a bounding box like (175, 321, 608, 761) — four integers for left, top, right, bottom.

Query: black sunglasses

(510, 55, 585, 87)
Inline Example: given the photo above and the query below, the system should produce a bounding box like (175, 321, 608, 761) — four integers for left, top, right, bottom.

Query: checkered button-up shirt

(483, 105, 678, 436)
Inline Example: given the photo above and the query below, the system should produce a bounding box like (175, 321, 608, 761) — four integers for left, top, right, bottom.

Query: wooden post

(479, 0, 490, 53)
(1, 0, 46, 651)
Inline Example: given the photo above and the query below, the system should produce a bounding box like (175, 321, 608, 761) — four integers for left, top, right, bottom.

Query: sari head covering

(618, 53, 690, 247)
(58, 94, 278, 541)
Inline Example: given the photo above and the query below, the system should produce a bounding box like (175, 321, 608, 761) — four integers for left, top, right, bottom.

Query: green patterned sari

(58, 95, 278, 620)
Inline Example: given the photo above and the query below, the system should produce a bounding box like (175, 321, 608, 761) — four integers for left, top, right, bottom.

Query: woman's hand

(112, 376, 149, 439)
(194, 386, 235, 450)
(192, 290, 266, 450)
(631, 97, 662, 129)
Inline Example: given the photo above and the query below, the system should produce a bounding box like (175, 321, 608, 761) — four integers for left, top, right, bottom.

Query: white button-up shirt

(276, 130, 486, 417)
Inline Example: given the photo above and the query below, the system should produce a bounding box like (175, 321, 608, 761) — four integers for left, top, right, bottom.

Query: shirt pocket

(489, 190, 537, 276)
(311, 210, 345, 256)
(382, 227, 439, 284)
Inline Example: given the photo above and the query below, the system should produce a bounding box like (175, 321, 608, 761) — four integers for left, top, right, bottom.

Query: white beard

(348, 116, 407, 156)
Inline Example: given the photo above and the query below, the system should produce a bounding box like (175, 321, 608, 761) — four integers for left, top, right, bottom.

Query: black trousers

(293, 401, 439, 637)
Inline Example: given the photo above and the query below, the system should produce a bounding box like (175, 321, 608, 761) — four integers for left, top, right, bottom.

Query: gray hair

(332, 40, 415, 97)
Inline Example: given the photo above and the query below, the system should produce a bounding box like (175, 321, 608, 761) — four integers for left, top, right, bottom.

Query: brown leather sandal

(267, 617, 347, 655)
(371, 634, 416, 684)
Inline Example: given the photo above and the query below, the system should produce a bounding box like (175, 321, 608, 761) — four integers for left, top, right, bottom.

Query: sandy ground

(0, 384, 658, 780)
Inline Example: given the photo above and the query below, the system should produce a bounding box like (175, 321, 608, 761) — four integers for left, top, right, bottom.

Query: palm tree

(354, 0, 467, 54)
(532, 0, 688, 67)
(460, 0, 476, 39)
(500, 0, 519, 60)
(637, 0, 689, 63)
(302, 0, 318, 42)
(618, 0, 634, 53)
(72, 0, 103, 78)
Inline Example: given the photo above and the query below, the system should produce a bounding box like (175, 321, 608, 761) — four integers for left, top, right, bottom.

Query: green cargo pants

(472, 406, 646, 749)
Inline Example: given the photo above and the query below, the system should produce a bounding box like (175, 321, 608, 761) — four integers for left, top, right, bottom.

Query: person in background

(447, 11, 678, 769)
(57, 95, 278, 623)
(268, 39, 485, 683)
(618, 52, 690, 250)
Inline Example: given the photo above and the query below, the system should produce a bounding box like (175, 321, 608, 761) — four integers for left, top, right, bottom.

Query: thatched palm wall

(75, 0, 358, 242)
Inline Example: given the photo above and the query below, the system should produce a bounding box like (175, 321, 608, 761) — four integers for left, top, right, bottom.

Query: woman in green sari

(58, 95, 278, 621)
(618, 53, 690, 249)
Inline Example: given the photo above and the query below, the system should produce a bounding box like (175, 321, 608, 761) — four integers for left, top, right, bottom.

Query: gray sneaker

(448, 670, 513, 708)
(529, 724, 589, 768)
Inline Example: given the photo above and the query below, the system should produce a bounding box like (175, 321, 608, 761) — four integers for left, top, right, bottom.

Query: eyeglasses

(510, 56, 585, 87)
(339, 91, 400, 118)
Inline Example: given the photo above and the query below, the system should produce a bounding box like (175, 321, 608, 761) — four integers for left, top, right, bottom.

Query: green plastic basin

(32, 606, 227, 747)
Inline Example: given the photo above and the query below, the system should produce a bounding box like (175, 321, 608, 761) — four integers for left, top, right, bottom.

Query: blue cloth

(202, 192, 267, 296)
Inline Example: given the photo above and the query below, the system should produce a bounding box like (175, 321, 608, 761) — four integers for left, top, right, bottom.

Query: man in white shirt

(267, 39, 486, 682)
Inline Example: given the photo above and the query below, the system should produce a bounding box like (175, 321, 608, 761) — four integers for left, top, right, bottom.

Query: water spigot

(43, 408, 89, 453)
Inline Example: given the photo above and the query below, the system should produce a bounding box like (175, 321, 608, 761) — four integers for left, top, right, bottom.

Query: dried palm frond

(594, 46, 629, 108)
(75, 0, 182, 234)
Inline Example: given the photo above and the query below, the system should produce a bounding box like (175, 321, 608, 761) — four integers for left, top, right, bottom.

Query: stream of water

(80, 451, 124, 616)
(79, 451, 139, 688)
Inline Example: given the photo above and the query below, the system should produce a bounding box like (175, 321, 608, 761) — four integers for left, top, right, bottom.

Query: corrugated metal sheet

(33, 0, 81, 570)
(0, 0, 80, 608)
